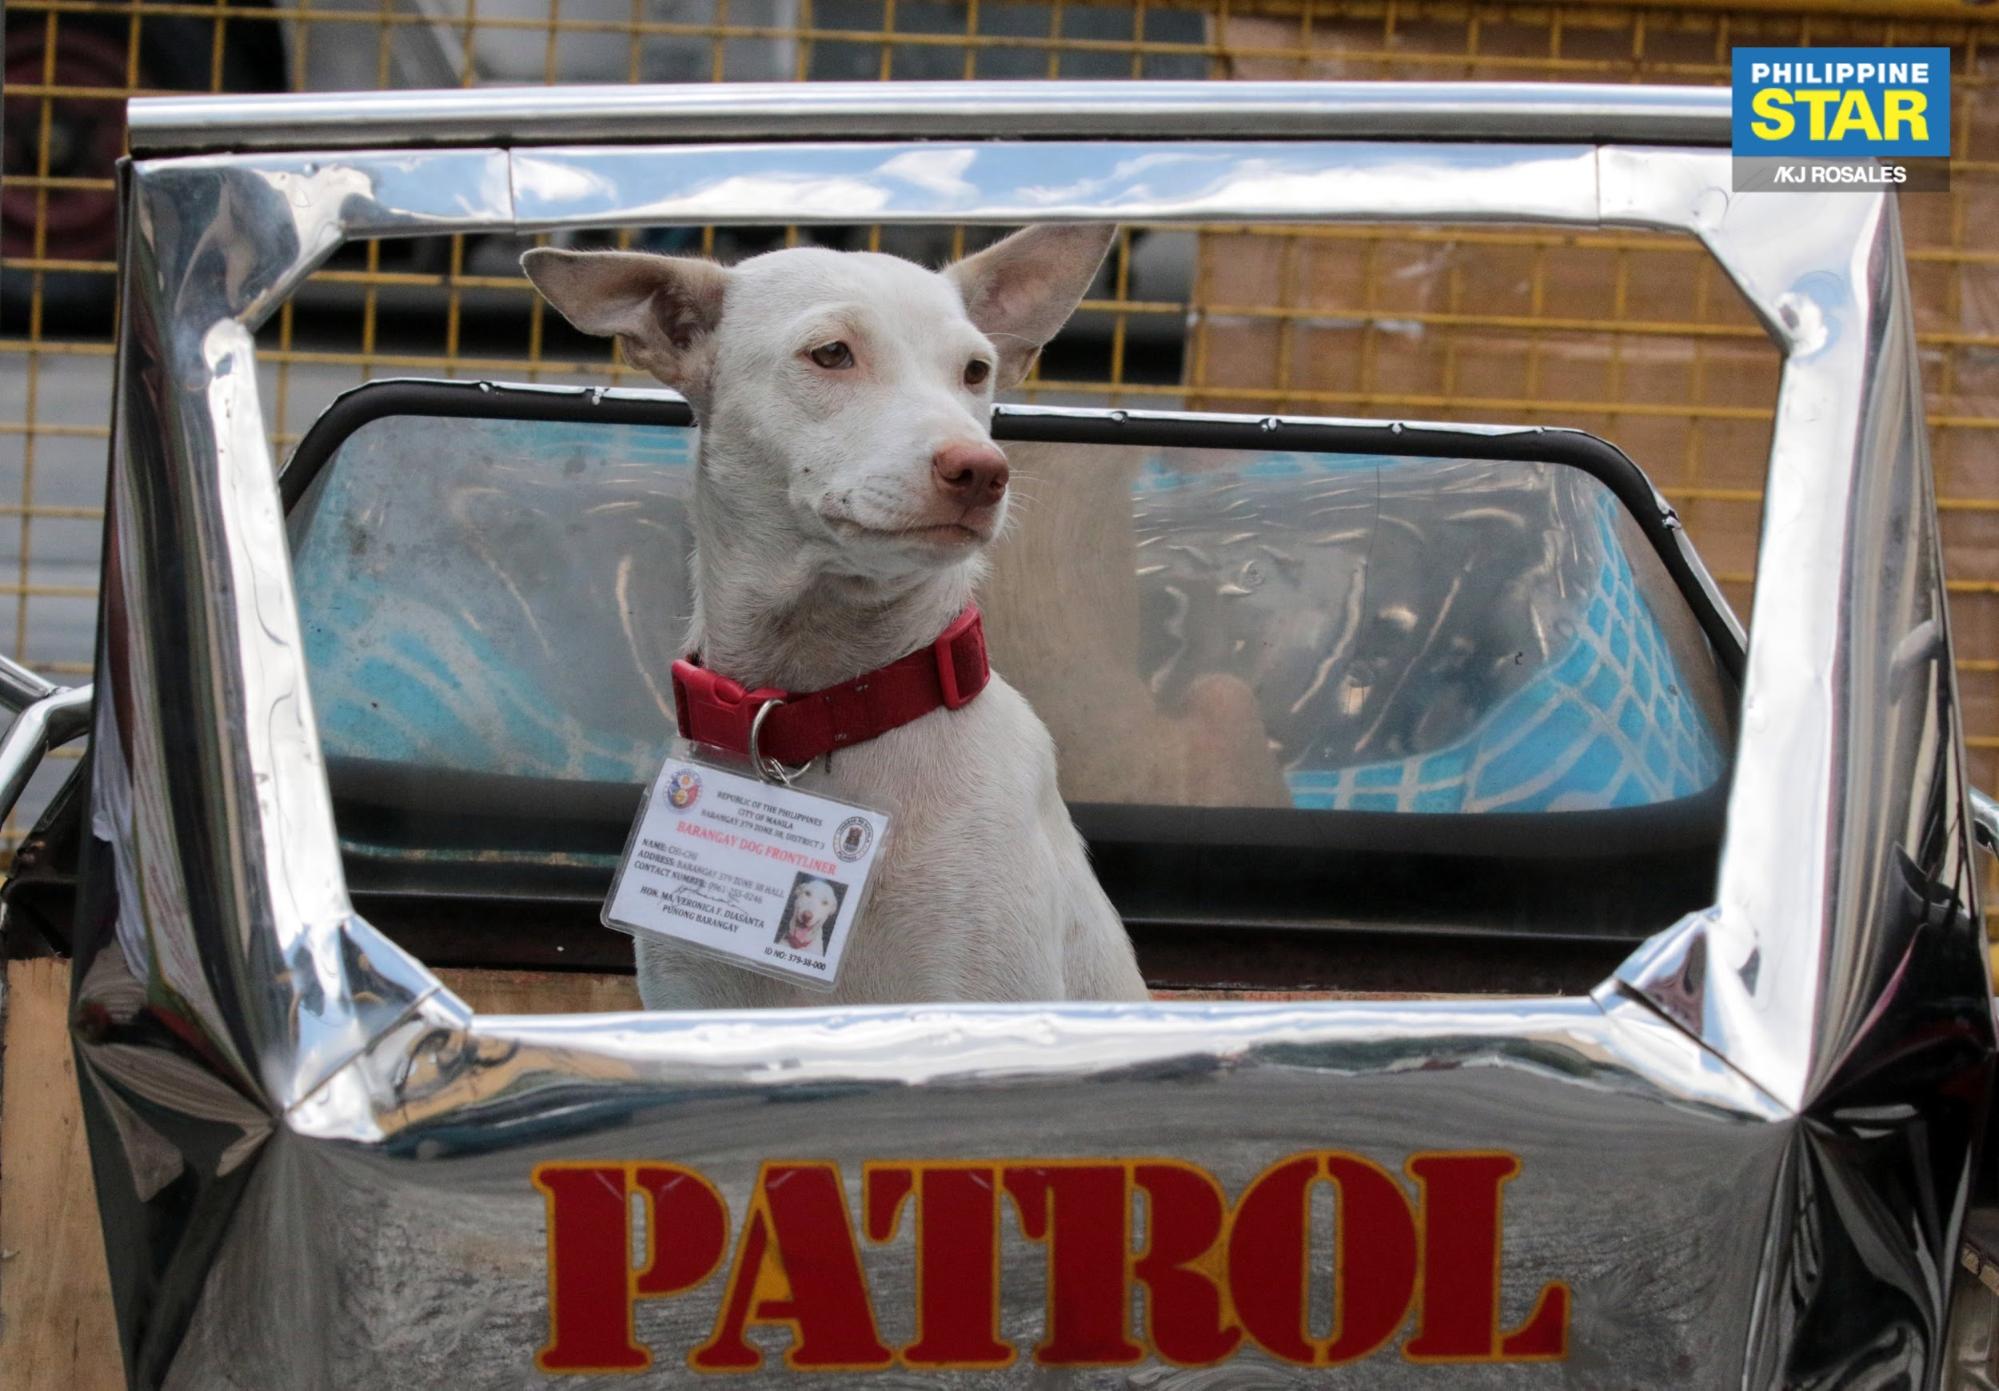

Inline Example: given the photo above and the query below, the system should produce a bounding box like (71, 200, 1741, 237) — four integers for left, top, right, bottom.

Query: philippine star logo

(1732, 46, 1951, 192)
(664, 768, 702, 810)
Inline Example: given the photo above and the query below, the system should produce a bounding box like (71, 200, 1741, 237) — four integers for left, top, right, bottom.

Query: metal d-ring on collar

(748, 698, 814, 786)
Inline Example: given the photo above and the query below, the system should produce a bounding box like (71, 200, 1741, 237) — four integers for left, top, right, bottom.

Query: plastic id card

(602, 742, 890, 991)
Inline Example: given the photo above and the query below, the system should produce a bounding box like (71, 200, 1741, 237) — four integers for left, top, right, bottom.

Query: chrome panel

(514, 141, 1602, 228)
(66, 85, 1993, 1386)
(172, 994, 1788, 1387)
(94, 153, 480, 1118)
(127, 79, 1734, 156)
(0, 681, 90, 824)
(1605, 152, 1994, 1386)
(1973, 787, 1999, 856)
(127, 149, 513, 329)
(0, 651, 60, 713)
(1606, 150, 1986, 1094)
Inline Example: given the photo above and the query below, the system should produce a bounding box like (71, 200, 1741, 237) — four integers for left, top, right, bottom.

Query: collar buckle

(670, 659, 788, 757)
(930, 605, 985, 711)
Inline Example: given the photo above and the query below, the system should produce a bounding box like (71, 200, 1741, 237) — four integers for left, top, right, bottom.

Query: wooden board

(432, 967, 641, 1014)
(0, 958, 123, 1391)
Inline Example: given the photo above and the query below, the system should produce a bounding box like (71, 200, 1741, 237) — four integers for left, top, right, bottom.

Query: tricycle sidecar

(0, 81, 1991, 1387)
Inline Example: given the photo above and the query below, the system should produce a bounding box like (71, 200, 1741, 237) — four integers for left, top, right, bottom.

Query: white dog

(523, 225, 1150, 1008)
(778, 878, 840, 955)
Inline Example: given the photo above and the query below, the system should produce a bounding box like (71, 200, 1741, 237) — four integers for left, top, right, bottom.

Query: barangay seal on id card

(833, 816, 874, 862)
(663, 767, 702, 809)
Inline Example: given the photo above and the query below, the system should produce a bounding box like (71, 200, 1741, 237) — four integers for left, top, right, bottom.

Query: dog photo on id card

(775, 874, 846, 956)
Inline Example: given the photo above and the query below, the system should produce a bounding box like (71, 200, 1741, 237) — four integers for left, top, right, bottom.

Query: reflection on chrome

(512, 141, 1602, 229)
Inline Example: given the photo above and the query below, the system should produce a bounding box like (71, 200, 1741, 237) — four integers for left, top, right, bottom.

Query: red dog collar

(671, 606, 990, 766)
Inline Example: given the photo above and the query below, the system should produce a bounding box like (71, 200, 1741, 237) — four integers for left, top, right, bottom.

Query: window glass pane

(288, 399, 1734, 952)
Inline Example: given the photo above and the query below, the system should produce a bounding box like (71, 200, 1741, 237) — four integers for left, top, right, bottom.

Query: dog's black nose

(932, 442, 1009, 505)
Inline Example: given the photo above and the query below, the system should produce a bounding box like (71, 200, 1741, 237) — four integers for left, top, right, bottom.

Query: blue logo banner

(1732, 47, 1950, 158)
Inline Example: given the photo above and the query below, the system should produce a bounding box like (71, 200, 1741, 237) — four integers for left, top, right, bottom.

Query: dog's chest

(635, 675, 1085, 1008)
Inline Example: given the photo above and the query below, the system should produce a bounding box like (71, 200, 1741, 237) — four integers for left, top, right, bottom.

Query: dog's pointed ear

(947, 224, 1114, 390)
(520, 247, 730, 402)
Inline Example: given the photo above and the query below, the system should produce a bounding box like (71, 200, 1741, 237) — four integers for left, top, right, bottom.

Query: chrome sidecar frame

(5, 81, 1990, 1385)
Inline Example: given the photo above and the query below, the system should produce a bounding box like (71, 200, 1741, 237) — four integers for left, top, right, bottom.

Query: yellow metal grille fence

(3, 0, 1996, 952)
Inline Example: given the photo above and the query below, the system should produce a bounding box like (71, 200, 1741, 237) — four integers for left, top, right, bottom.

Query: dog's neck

(685, 468, 980, 694)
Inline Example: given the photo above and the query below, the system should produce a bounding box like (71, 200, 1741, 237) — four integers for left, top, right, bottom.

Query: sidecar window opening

(282, 382, 1739, 992)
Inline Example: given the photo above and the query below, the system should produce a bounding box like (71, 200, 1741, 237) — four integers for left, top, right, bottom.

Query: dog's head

(786, 878, 839, 949)
(521, 226, 1113, 577)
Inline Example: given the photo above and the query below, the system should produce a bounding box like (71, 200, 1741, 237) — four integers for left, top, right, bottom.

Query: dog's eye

(808, 341, 855, 370)
(964, 359, 992, 387)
